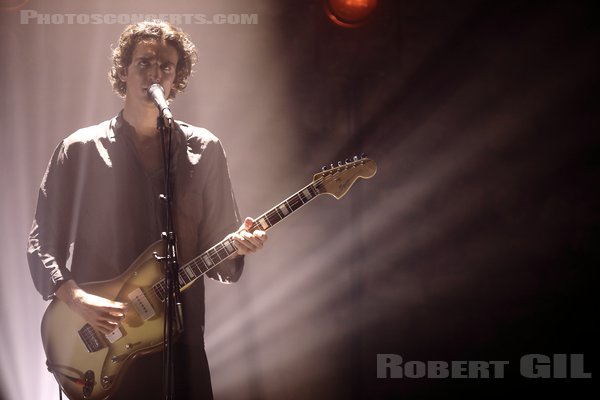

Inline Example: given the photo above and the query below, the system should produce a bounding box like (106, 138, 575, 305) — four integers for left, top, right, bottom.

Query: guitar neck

(248, 182, 321, 233)
(154, 182, 322, 297)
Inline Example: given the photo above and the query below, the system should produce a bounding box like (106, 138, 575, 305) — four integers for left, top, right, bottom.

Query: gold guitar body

(41, 240, 171, 400)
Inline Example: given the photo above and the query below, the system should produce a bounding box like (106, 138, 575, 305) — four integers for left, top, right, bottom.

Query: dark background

(0, 0, 598, 398)
(271, 0, 599, 397)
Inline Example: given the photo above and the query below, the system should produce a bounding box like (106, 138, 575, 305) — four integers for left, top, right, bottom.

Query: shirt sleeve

(27, 141, 76, 300)
(199, 138, 244, 283)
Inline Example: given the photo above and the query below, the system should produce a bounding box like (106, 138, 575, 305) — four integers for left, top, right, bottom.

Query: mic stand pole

(155, 115, 183, 400)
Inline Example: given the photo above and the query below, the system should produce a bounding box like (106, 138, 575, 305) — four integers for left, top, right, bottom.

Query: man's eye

(162, 65, 173, 72)
(138, 60, 149, 67)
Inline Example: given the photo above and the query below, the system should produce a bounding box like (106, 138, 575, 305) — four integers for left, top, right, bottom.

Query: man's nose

(148, 63, 162, 83)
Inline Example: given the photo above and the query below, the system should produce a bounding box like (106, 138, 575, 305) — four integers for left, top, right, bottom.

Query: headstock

(313, 154, 377, 199)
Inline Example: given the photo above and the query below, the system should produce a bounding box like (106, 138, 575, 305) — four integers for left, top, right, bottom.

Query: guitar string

(178, 168, 342, 279)
(87, 162, 367, 359)
(146, 161, 365, 301)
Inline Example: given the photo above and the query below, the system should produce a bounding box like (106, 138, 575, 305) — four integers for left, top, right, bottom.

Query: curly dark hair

(108, 20, 197, 99)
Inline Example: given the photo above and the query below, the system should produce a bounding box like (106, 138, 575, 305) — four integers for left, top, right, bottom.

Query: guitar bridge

(78, 323, 106, 353)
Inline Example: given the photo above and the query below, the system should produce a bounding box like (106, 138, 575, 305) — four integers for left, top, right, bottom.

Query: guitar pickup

(128, 287, 156, 320)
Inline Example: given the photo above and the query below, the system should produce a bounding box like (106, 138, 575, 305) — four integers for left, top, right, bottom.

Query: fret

(290, 195, 303, 210)
(216, 245, 229, 261)
(278, 204, 288, 217)
(190, 260, 204, 275)
(202, 254, 213, 267)
(267, 210, 282, 225)
(265, 213, 274, 226)
(209, 251, 220, 265)
(153, 281, 166, 301)
(200, 261, 210, 274)
(302, 188, 312, 201)
(257, 217, 270, 230)
(181, 268, 189, 282)
(299, 186, 314, 203)
(248, 184, 320, 238)
(274, 210, 284, 223)
(183, 266, 195, 281)
(274, 202, 290, 219)
(287, 195, 302, 211)
(283, 200, 293, 213)
(224, 240, 236, 254)
(298, 190, 307, 203)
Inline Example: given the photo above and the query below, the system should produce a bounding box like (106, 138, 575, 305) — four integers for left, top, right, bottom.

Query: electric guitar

(41, 155, 377, 400)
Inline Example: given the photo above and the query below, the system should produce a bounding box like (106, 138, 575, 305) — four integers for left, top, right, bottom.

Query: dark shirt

(27, 112, 244, 345)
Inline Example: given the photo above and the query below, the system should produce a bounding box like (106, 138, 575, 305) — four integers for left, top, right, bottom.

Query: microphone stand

(155, 114, 183, 400)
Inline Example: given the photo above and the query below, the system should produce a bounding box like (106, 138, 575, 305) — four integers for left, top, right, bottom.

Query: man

(27, 20, 266, 399)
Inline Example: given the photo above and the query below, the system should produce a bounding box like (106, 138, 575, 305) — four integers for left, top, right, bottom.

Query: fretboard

(153, 182, 322, 299)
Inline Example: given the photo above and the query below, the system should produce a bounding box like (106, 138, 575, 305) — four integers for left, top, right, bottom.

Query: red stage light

(324, 0, 379, 28)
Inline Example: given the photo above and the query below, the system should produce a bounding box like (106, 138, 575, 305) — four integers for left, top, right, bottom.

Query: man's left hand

(230, 217, 267, 256)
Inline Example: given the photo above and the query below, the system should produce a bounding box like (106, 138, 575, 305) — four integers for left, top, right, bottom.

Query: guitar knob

(101, 375, 113, 388)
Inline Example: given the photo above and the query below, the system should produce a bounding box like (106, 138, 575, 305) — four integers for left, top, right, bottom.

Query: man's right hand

(55, 280, 128, 335)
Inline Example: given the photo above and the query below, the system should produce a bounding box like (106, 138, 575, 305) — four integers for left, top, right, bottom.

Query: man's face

(120, 39, 179, 107)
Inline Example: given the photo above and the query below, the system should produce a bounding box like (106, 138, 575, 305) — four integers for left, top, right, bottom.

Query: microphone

(148, 84, 173, 123)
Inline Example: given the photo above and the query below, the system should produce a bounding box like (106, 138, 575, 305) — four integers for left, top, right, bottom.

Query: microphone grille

(148, 84, 165, 95)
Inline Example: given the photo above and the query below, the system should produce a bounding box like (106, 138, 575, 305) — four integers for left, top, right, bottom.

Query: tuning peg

(360, 152, 367, 159)
(330, 163, 335, 169)
(345, 158, 351, 164)
(353, 155, 359, 161)
(321, 166, 328, 171)
(338, 161, 343, 166)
